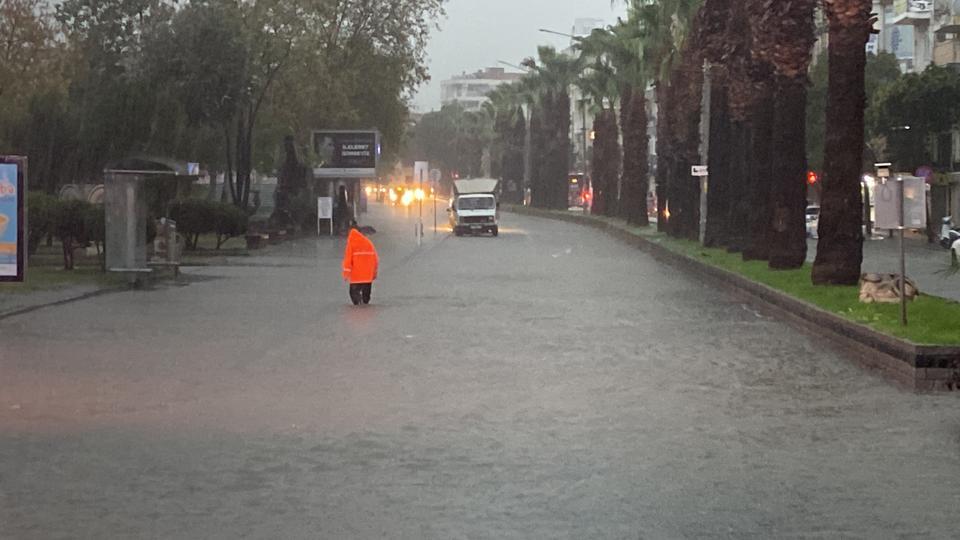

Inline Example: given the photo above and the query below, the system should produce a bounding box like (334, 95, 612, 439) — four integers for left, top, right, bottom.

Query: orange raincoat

(342, 229, 379, 284)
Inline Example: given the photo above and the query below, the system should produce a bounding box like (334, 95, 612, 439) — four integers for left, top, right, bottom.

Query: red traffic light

(807, 171, 818, 185)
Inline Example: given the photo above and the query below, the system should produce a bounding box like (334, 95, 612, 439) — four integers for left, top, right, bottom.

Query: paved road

(1, 202, 958, 539)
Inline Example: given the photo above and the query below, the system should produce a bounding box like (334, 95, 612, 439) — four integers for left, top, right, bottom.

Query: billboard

(312, 130, 380, 178)
(0, 156, 25, 282)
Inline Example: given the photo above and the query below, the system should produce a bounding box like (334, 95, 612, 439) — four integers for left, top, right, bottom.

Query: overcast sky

(412, 0, 626, 112)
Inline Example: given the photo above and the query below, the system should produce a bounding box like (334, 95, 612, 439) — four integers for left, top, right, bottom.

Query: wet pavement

(1, 202, 959, 539)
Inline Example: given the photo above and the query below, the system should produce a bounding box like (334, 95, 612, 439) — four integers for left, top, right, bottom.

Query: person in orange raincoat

(342, 220, 379, 305)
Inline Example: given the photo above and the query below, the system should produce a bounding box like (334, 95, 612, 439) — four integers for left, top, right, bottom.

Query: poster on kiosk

(0, 156, 25, 282)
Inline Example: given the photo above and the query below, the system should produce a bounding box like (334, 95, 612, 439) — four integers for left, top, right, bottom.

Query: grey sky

(413, 0, 626, 112)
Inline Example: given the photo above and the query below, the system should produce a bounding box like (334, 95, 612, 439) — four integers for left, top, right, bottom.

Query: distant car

(806, 205, 820, 239)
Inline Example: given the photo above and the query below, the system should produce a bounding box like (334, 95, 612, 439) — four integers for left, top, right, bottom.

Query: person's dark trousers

(349, 283, 372, 305)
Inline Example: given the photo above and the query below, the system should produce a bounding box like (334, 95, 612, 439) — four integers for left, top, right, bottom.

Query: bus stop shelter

(104, 157, 199, 283)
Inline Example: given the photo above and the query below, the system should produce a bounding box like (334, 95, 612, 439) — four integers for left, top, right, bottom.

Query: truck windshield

(458, 197, 495, 210)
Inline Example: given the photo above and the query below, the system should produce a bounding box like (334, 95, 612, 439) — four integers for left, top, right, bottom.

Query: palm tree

(699, 0, 753, 251)
(752, 0, 817, 269)
(581, 17, 653, 224)
(811, 0, 874, 284)
(628, 0, 702, 237)
(575, 45, 622, 216)
(486, 84, 527, 201)
(521, 46, 582, 209)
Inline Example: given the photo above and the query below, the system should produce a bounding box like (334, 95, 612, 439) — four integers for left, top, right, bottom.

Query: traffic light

(807, 171, 818, 185)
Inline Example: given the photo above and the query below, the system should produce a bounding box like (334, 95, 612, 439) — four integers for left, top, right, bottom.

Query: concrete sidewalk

(0, 283, 120, 320)
(808, 233, 959, 302)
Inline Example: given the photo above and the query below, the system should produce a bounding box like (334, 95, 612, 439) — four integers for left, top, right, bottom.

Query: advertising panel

(0, 156, 25, 282)
(312, 131, 380, 178)
(874, 176, 927, 230)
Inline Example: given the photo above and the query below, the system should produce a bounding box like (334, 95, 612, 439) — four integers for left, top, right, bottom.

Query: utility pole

(698, 60, 712, 244)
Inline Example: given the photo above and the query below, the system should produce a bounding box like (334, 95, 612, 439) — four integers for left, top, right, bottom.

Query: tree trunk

(223, 123, 236, 204)
(655, 83, 670, 233)
(812, 2, 870, 285)
(743, 85, 775, 261)
(725, 118, 751, 252)
(623, 86, 651, 226)
(705, 84, 732, 247)
(618, 85, 634, 220)
(592, 109, 621, 216)
(529, 104, 547, 208)
(767, 76, 809, 269)
(550, 91, 572, 210)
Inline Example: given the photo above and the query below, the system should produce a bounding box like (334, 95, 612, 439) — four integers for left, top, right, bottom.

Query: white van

(448, 178, 499, 237)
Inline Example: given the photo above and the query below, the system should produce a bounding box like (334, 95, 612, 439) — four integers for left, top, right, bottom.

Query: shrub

(213, 203, 248, 249)
(84, 204, 106, 271)
(168, 199, 216, 250)
(26, 191, 57, 255)
(168, 199, 248, 250)
(54, 199, 92, 270)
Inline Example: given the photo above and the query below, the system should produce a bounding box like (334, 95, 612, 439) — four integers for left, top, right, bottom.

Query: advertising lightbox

(0, 156, 26, 282)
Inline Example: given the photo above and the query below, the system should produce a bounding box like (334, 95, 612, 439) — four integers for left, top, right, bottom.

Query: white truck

(448, 178, 500, 237)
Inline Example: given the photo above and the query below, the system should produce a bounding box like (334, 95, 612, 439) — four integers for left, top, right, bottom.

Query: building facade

(440, 68, 524, 112)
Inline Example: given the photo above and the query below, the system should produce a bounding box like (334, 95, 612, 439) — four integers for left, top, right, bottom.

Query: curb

(0, 286, 128, 322)
(505, 205, 960, 392)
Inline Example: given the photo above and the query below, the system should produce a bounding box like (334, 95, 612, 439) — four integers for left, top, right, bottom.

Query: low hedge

(168, 199, 248, 250)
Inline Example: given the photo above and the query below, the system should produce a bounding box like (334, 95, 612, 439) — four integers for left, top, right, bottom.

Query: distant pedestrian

(342, 220, 379, 305)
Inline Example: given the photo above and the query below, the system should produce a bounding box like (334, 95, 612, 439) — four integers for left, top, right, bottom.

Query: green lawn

(187, 233, 249, 254)
(515, 208, 960, 346)
(1, 246, 125, 294)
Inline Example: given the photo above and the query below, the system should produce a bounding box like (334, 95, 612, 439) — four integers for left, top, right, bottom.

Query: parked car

(805, 205, 820, 239)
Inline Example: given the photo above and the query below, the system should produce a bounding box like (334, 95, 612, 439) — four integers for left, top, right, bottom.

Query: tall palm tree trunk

(812, 0, 872, 284)
(670, 53, 704, 241)
(768, 77, 809, 269)
(552, 90, 573, 210)
(619, 85, 636, 220)
(741, 89, 775, 261)
(705, 83, 732, 247)
(655, 82, 670, 233)
(592, 109, 620, 216)
(624, 86, 650, 226)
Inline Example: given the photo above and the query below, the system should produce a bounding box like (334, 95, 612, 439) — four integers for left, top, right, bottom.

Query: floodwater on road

(1, 203, 958, 539)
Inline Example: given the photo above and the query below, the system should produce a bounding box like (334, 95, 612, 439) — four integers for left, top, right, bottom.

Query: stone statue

(272, 135, 310, 227)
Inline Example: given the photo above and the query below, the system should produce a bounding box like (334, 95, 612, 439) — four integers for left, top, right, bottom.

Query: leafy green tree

(870, 65, 960, 171)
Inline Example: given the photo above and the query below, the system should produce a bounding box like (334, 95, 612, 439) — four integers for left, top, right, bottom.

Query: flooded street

(2, 204, 958, 538)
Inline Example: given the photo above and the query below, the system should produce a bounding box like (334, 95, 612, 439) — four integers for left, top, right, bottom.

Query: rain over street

(2, 204, 958, 539)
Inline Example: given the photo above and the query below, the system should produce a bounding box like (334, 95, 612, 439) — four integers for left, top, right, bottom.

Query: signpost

(0, 156, 26, 282)
(430, 169, 441, 234)
(317, 196, 333, 236)
(692, 165, 709, 243)
(414, 161, 428, 245)
(874, 164, 925, 326)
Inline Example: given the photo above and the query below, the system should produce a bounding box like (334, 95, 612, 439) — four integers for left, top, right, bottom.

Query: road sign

(430, 168, 442, 184)
(414, 161, 429, 184)
(875, 162, 891, 178)
(317, 196, 333, 236)
(691, 165, 708, 177)
(875, 176, 926, 230)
